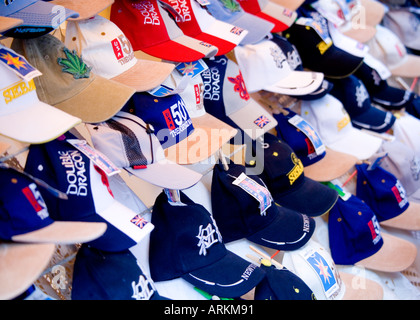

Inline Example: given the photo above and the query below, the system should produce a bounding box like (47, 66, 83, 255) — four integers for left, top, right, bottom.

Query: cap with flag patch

(64, 14, 175, 92)
(247, 133, 339, 217)
(234, 39, 325, 95)
(0, 51, 82, 144)
(11, 34, 135, 123)
(328, 194, 417, 272)
(160, 0, 248, 55)
(72, 244, 170, 300)
(0, 0, 79, 38)
(0, 166, 107, 245)
(109, 0, 218, 62)
(236, 0, 297, 33)
(149, 190, 266, 298)
(86, 111, 203, 189)
(202, 55, 277, 141)
(24, 131, 155, 252)
(356, 163, 420, 230)
(210, 161, 315, 250)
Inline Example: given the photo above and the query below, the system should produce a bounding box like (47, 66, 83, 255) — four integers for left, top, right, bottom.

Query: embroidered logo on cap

(131, 275, 158, 300)
(22, 182, 49, 220)
(111, 35, 135, 66)
(196, 222, 222, 256)
(254, 115, 271, 128)
(355, 83, 369, 108)
(220, 0, 241, 12)
(228, 71, 249, 100)
(2, 78, 36, 105)
(287, 153, 304, 185)
(57, 47, 91, 79)
(367, 215, 381, 245)
(391, 180, 408, 209)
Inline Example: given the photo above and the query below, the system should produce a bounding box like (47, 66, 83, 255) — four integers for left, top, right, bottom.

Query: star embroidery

(314, 258, 332, 284)
(0, 52, 27, 70)
(178, 62, 199, 76)
(301, 124, 319, 143)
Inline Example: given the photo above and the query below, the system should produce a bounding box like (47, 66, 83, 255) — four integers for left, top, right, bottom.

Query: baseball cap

(329, 75, 396, 133)
(48, 0, 114, 20)
(282, 239, 384, 300)
(300, 94, 383, 160)
(253, 261, 315, 300)
(64, 15, 175, 92)
(202, 55, 277, 141)
(24, 131, 155, 252)
(270, 34, 334, 100)
(328, 194, 417, 272)
(367, 24, 420, 78)
(72, 244, 169, 300)
(0, 56, 81, 144)
(211, 161, 316, 250)
(283, 16, 364, 78)
(109, 0, 218, 62)
(236, 0, 298, 33)
(158, 69, 238, 164)
(86, 111, 203, 189)
(234, 39, 324, 95)
(0, 0, 79, 38)
(377, 139, 420, 203)
(160, 0, 248, 56)
(356, 162, 420, 230)
(199, 0, 275, 45)
(149, 191, 266, 298)
(273, 107, 358, 182)
(310, 0, 377, 43)
(393, 113, 420, 158)
(249, 133, 339, 217)
(0, 241, 55, 300)
(271, 0, 304, 10)
(0, 16, 22, 33)
(11, 34, 135, 123)
(383, 7, 420, 52)
(0, 166, 107, 244)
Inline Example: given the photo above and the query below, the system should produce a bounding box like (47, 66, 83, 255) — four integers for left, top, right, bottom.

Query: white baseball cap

(300, 94, 383, 160)
(65, 15, 175, 92)
(0, 56, 81, 144)
(234, 39, 324, 95)
(367, 24, 420, 78)
(393, 112, 420, 159)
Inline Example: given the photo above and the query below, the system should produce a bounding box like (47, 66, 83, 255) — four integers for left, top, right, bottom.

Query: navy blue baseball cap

(273, 107, 358, 181)
(270, 34, 333, 100)
(328, 195, 417, 272)
(356, 163, 420, 230)
(24, 131, 154, 252)
(254, 262, 315, 300)
(149, 191, 265, 298)
(248, 133, 339, 217)
(0, 166, 107, 244)
(211, 162, 315, 250)
(330, 75, 396, 133)
(121, 91, 195, 150)
(72, 244, 169, 300)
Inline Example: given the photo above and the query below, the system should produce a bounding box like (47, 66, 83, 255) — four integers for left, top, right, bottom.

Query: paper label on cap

(176, 59, 208, 78)
(0, 45, 42, 81)
(66, 139, 120, 177)
(296, 17, 332, 45)
(232, 172, 272, 215)
(367, 152, 388, 171)
(300, 247, 341, 300)
(288, 115, 326, 156)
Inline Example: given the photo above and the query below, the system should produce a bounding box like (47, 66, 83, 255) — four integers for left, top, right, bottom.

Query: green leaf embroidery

(220, 0, 241, 12)
(57, 47, 91, 79)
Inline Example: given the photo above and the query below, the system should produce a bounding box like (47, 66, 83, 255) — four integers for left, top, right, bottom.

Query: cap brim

(291, 79, 333, 100)
(355, 233, 417, 272)
(0, 242, 55, 300)
(11, 221, 107, 244)
(0, 16, 23, 33)
(165, 114, 237, 164)
(247, 205, 315, 250)
(141, 35, 218, 63)
(0, 142, 10, 155)
(195, 32, 241, 56)
(304, 147, 358, 182)
(111, 59, 175, 92)
(339, 272, 384, 300)
(270, 0, 304, 11)
(263, 70, 325, 96)
(341, 25, 377, 43)
(271, 176, 339, 217)
(389, 54, 420, 78)
(182, 250, 265, 298)
(49, 0, 114, 21)
(54, 74, 135, 123)
(360, 0, 385, 27)
(228, 99, 277, 140)
(257, 2, 297, 33)
(126, 158, 203, 189)
(327, 127, 383, 160)
(380, 202, 420, 231)
(231, 13, 274, 45)
(350, 107, 395, 133)
(200, 19, 249, 46)
(0, 100, 81, 144)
